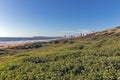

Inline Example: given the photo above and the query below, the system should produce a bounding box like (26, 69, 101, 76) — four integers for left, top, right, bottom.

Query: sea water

(0, 37, 59, 45)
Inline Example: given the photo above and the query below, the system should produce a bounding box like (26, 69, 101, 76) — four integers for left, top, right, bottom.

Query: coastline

(0, 43, 25, 49)
(0, 39, 57, 49)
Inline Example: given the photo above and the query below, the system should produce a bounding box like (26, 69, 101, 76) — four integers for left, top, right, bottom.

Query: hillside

(0, 27, 120, 80)
(86, 26, 120, 37)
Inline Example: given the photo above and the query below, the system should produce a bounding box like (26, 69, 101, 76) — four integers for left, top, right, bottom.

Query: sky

(0, 0, 120, 37)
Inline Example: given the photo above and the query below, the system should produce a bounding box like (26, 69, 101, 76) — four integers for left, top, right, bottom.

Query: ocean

(0, 37, 60, 45)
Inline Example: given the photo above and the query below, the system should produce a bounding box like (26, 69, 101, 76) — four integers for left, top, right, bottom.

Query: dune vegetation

(0, 27, 120, 80)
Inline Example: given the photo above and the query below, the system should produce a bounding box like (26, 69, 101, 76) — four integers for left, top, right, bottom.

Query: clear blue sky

(0, 0, 120, 37)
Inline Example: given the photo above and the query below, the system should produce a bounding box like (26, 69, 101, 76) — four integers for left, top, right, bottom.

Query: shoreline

(0, 39, 57, 49)
(0, 42, 36, 49)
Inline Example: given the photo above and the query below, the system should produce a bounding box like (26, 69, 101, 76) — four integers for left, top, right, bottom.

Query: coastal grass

(0, 32, 120, 80)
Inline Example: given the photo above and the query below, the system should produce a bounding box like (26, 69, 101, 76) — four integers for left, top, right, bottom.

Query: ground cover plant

(0, 27, 120, 80)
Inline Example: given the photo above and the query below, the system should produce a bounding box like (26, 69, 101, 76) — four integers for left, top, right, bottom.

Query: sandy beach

(0, 39, 56, 49)
(0, 42, 29, 49)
